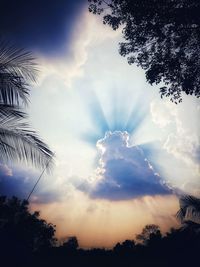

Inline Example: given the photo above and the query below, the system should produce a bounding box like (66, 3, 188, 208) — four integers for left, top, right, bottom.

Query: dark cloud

(78, 131, 172, 200)
(0, 166, 31, 199)
(0, 165, 61, 203)
(0, 0, 86, 55)
(90, 158, 171, 200)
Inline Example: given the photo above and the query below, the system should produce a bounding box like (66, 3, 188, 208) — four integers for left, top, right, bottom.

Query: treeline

(0, 196, 200, 267)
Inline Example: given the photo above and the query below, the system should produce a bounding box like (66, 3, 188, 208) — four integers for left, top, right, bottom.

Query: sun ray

(78, 87, 153, 147)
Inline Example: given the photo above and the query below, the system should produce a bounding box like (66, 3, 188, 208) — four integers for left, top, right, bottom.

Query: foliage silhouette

(176, 195, 200, 226)
(63, 236, 79, 250)
(88, 0, 200, 103)
(0, 196, 56, 266)
(0, 42, 54, 170)
(136, 224, 162, 245)
(113, 239, 135, 254)
(0, 196, 56, 249)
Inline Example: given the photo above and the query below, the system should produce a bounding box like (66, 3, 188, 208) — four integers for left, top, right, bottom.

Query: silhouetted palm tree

(0, 42, 54, 170)
(176, 195, 200, 225)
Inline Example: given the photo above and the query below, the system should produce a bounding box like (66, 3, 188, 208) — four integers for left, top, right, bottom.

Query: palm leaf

(0, 41, 38, 105)
(0, 103, 27, 118)
(176, 195, 200, 224)
(176, 207, 185, 223)
(0, 115, 54, 172)
(0, 41, 54, 171)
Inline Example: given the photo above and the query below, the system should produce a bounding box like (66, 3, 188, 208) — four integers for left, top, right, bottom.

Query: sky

(0, 0, 200, 248)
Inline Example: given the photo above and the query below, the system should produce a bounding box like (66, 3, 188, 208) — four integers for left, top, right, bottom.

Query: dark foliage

(136, 224, 162, 245)
(0, 196, 56, 266)
(88, 0, 200, 103)
(62, 236, 79, 250)
(113, 239, 135, 254)
(0, 196, 56, 247)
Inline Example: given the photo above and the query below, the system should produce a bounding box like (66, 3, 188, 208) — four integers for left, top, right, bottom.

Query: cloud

(0, 167, 30, 199)
(151, 98, 200, 172)
(0, 163, 12, 176)
(150, 97, 200, 195)
(78, 131, 172, 200)
(0, 165, 64, 204)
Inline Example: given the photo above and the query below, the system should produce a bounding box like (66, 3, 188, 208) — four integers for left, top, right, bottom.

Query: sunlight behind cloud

(78, 131, 172, 200)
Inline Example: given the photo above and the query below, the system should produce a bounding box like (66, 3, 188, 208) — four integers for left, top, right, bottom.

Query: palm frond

(0, 103, 27, 118)
(176, 195, 200, 224)
(0, 72, 29, 105)
(176, 207, 185, 223)
(180, 195, 200, 210)
(0, 41, 38, 105)
(0, 41, 54, 171)
(0, 115, 54, 172)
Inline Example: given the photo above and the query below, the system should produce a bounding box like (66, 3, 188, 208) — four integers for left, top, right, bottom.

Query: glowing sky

(0, 1, 200, 248)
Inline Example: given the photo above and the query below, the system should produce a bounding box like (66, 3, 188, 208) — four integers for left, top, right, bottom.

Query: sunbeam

(78, 86, 151, 147)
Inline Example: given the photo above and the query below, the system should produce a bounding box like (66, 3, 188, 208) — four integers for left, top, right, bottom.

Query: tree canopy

(63, 236, 79, 250)
(136, 224, 161, 245)
(0, 196, 56, 250)
(88, 0, 200, 103)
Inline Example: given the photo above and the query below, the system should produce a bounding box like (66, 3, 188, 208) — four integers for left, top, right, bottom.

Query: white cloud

(151, 101, 172, 128)
(150, 96, 200, 195)
(35, 11, 120, 89)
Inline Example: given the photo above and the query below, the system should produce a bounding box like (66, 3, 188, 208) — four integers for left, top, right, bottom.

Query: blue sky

(0, 0, 86, 55)
(0, 0, 199, 247)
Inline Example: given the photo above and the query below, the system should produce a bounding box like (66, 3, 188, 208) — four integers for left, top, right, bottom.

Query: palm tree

(176, 195, 200, 226)
(0, 42, 54, 170)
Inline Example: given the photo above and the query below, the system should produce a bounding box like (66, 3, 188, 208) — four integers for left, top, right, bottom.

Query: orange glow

(30, 193, 179, 248)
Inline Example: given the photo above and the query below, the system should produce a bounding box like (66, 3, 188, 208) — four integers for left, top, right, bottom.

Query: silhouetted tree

(0, 196, 56, 252)
(0, 42, 54, 170)
(114, 239, 135, 253)
(88, 0, 200, 103)
(136, 224, 162, 245)
(63, 236, 79, 250)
